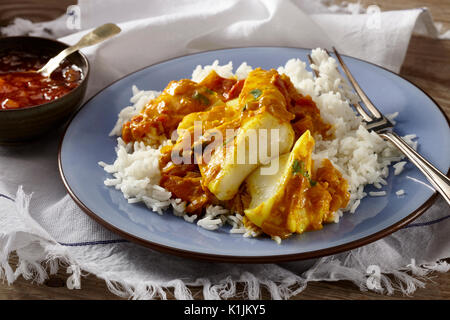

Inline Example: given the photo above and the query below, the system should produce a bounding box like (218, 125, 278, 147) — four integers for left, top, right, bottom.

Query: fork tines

(309, 47, 394, 132)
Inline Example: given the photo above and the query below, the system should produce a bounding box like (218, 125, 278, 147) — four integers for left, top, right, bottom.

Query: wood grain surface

(0, 0, 449, 300)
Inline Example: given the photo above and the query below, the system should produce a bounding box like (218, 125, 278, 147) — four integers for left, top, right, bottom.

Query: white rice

(387, 112, 399, 125)
(109, 86, 161, 137)
(196, 205, 229, 231)
(403, 134, 418, 150)
(271, 236, 282, 245)
(349, 199, 361, 214)
(396, 189, 405, 196)
(369, 191, 387, 197)
(100, 48, 412, 235)
(393, 161, 407, 175)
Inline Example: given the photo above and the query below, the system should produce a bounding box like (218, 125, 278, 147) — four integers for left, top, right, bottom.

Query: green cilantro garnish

(292, 159, 317, 186)
(250, 88, 262, 99)
(204, 88, 215, 95)
(292, 159, 302, 175)
(192, 91, 210, 105)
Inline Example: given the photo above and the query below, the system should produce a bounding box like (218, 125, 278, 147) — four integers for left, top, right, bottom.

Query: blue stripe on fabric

(58, 239, 129, 246)
(2, 190, 448, 246)
(402, 214, 450, 229)
(0, 192, 14, 201)
(0, 193, 129, 246)
(58, 215, 450, 247)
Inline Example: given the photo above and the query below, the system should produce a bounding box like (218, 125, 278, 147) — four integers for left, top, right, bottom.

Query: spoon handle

(38, 23, 121, 77)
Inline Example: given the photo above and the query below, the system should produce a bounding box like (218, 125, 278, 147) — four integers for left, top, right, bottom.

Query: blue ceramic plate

(59, 47, 450, 263)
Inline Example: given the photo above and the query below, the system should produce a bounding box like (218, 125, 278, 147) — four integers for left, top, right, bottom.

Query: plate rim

(58, 46, 450, 263)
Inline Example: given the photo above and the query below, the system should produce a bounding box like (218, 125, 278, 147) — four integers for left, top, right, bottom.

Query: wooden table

(0, 0, 449, 300)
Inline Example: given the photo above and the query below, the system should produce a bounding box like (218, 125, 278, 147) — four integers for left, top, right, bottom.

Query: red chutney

(0, 51, 83, 110)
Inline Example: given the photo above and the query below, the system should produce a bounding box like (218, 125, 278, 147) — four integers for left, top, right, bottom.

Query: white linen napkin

(1, 0, 449, 299)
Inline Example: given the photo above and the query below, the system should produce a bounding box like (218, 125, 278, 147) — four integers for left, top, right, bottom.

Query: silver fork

(308, 47, 450, 206)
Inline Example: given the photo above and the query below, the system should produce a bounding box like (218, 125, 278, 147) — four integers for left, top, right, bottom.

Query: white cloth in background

(0, 0, 449, 299)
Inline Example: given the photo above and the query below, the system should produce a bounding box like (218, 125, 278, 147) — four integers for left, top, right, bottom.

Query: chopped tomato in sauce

(0, 50, 82, 110)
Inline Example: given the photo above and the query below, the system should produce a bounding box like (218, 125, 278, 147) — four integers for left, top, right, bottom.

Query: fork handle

(379, 132, 450, 206)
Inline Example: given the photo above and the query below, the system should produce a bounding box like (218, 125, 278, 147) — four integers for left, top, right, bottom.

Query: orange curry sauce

(122, 68, 350, 235)
(256, 158, 350, 239)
